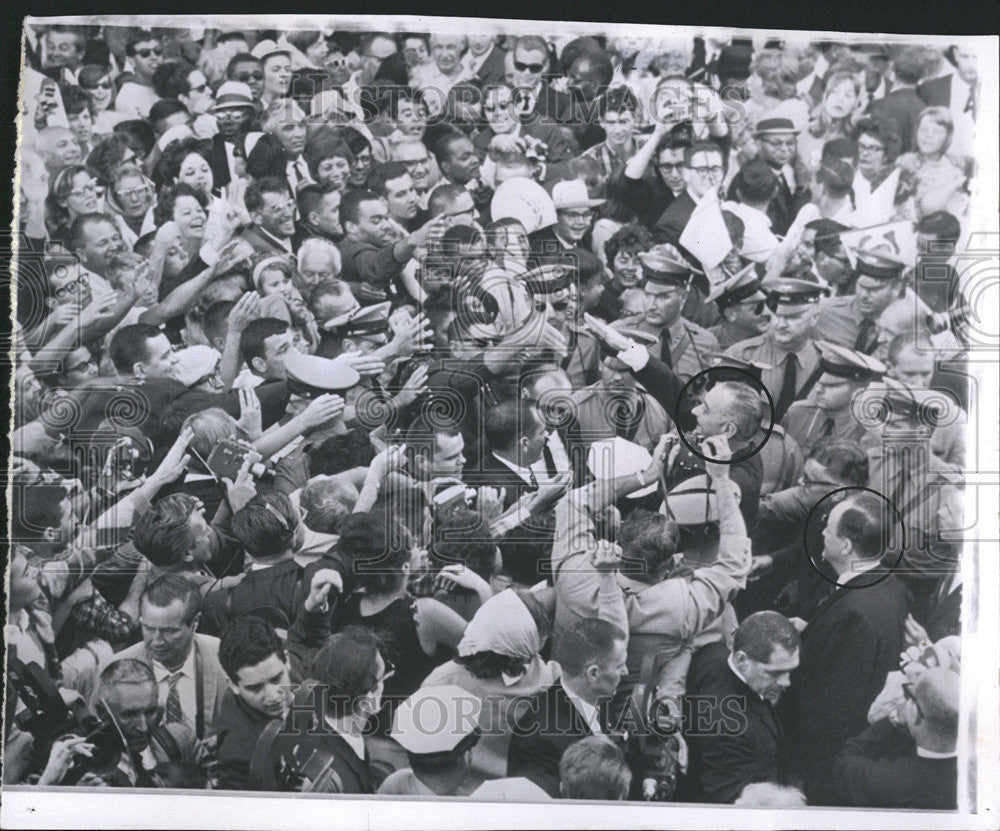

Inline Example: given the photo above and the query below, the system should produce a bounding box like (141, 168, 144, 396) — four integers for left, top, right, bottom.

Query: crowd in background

(6, 22, 974, 809)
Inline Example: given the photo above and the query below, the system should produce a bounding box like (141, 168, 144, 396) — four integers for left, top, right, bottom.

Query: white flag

(680, 190, 733, 271)
(852, 167, 901, 228)
(840, 221, 918, 269)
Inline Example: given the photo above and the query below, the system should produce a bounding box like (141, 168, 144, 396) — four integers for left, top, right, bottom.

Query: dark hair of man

(684, 139, 725, 168)
(498, 511, 556, 586)
(432, 130, 466, 168)
(11, 484, 67, 542)
(225, 53, 261, 80)
(734, 158, 779, 203)
(604, 222, 654, 265)
(339, 188, 381, 228)
(67, 212, 116, 254)
(834, 491, 890, 561)
(427, 183, 466, 219)
(86, 133, 137, 186)
(732, 610, 801, 663)
(893, 46, 927, 86)
(430, 508, 496, 581)
(152, 181, 208, 227)
(807, 437, 870, 486)
(337, 513, 412, 594)
(310, 625, 383, 719)
(483, 398, 538, 455)
(125, 28, 158, 57)
(131, 493, 199, 568)
(245, 175, 292, 215)
(108, 322, 162, 373)
(231, 492, 298, 562)
(297, 182, 336, 221)
(202, 300, 236, 345)
(140, 573, 201, 623)
(559, 735, 632, 800)
(617, 509, 679, 582)
(597, 86, 639, 119)
(113, 119, 157, 157)
(152, 61, 197, 100)
(148, 99, 190, 132)
(366, 161, 410, 198)
(219, 615, 286, 683)
(239, 317, 289, 366)
(307, 430, 377, 477)
(402, 414, 462, 477)
(555, 617, 627, 678)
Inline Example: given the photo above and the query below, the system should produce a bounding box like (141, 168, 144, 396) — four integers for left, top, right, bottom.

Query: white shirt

(324, 716, 366, 760)
(114, 82, 160, 119)
(948, 72, 976, 158)
(836, 558, 882, 586)
(464, 48, 492, 78)
(916, 746, 957, 759)
(561, 678, 603, 735)
(7, 610, 47, 668)
(151, 646, 198, 734)
(286, 155, 313, 193)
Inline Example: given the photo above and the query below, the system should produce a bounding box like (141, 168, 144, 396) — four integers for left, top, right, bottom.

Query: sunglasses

(514, 60, 545, 73)
(235, 71, 265, 82)
(85, 80, 114, 91)
(135, 47, 164, 59)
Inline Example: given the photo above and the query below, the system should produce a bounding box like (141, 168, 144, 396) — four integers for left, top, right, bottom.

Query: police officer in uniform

(782, 342, 887, 457)
(707, 263, 771, 350)
(726, 278, 828, 424)
(814, 246, 909, 354)
(614, 244, 720, 382)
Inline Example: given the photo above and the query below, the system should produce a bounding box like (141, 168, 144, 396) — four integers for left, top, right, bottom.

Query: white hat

(587, 437, 657, 498)
(392, 685, 482, 755)
(251, 39, 291, 62)
(470, 777, 551, 802)
(490, 177, 557, 234)
(550, 179, 606, 210)
(172, 345, 221, 387)
(212, 81, 255, 111)
(157, 124, 195, 152)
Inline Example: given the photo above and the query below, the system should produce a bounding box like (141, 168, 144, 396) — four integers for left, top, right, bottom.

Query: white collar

(916, 746, 957, 759)
(727, 653, 764, 700)
(151, 642, 196, 680)
(836, 558, 882, 586)
(492, 452, 535, 485)
(324, 716, 366, 759)
(560, 677, 601, 733)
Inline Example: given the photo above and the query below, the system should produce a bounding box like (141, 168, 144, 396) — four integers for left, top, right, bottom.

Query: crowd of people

(7, 22, 975, 810)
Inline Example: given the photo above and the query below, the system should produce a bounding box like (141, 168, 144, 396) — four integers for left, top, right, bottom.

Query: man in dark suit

(507, 617, 628, 796)
(831, 668, 959, 809)
(470, 398, 549, 509)
(731, 118, 810, 238)
(681, 612, 800, 803)
(917, 45, 978, 112)
(466, 35, 507, 86)
(866, 47, 928, 154)
(207, 81, 258, 190)
(653, 139, 726, 252)
(508, 35, 573, 125)
(777, 491, 911, 805)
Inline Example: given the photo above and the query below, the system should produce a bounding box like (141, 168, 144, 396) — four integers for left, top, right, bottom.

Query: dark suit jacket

(778, 572, 910, 804)
(506, 681, 597, 796)
(474, 45, 508, 86)
(216, 689, 278, 790)
(652, 190, 697, 247)
(469, 451, 538, 510)
(209, 134, 234, 191)
(867, 87, 926, 153)
(922, 576, 961, 642)
(831, 717, 957, 809)
(471, 116, 580, 184)
(918, 74, 953, 108)
(533, 82, 574, 125)
(681, 641, 784, 803)
(239, 223, 295, 257)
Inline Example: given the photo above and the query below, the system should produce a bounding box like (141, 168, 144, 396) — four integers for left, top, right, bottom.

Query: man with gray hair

(262, 98, 312, 193)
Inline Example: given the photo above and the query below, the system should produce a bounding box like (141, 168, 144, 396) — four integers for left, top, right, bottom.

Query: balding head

(908, 667, 960, 752)
(38, 126, 84, 171)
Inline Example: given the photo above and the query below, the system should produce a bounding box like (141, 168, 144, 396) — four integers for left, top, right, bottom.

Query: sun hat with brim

(212, 81, 255, 112)
(550, 179, 606, 210)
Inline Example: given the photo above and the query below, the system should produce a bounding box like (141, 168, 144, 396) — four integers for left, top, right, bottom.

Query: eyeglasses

(857, 141, 886, 155)
(514, 60, 545, 73)
(135, 47, 164, 59)
(115, 184, 151, 202)
(54, 275, 89, 299)
(689, 164, 725, 178)
(69, 181, 99, 197)
(64, 357, 96, 374)
(235, 71, 265, 82)
(378, 657, 396, 684)
(264, 200, 297, 215)
(84, 80, 114, 91)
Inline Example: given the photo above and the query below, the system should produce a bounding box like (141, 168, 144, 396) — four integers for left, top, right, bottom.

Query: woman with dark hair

(850, 116, 912, 223)
(302, 127, 355, 193)
(335, 513, 467, 736)
(77, 63, 128, 134)
(420, 587, 558, 787)
(44, 164, 101, 242)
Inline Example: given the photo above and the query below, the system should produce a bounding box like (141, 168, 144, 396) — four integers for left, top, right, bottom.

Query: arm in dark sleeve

(691, 727, 761, 804)
(506, 729, 562, 798)
(351, 245, 406, 295)
(633, 354, 685, 426)
(832, 718, 916, 807)
(207, 500, 245, 578)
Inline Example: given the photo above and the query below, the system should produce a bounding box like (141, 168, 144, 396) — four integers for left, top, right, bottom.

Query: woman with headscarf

(419, 587, 558, 787)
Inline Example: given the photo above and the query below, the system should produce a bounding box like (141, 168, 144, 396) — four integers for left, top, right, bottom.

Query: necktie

(164, 671, 184, 725)
(854, 318, 878, 354)
(774, 354, 798, 422)
(660, 329, 673, 367)
(542, 442, 558, 478)
(821, 416, 836, 437)
(965, 85, 976, 121)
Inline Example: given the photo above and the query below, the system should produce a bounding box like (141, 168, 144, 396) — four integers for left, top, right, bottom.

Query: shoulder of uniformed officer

(784, 400, 814, 417)
(572, 384, 603, 401)
(727, 333, 767, 352)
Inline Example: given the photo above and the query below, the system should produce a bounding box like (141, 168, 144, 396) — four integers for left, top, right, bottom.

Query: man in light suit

(107, 573, 227, 742)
